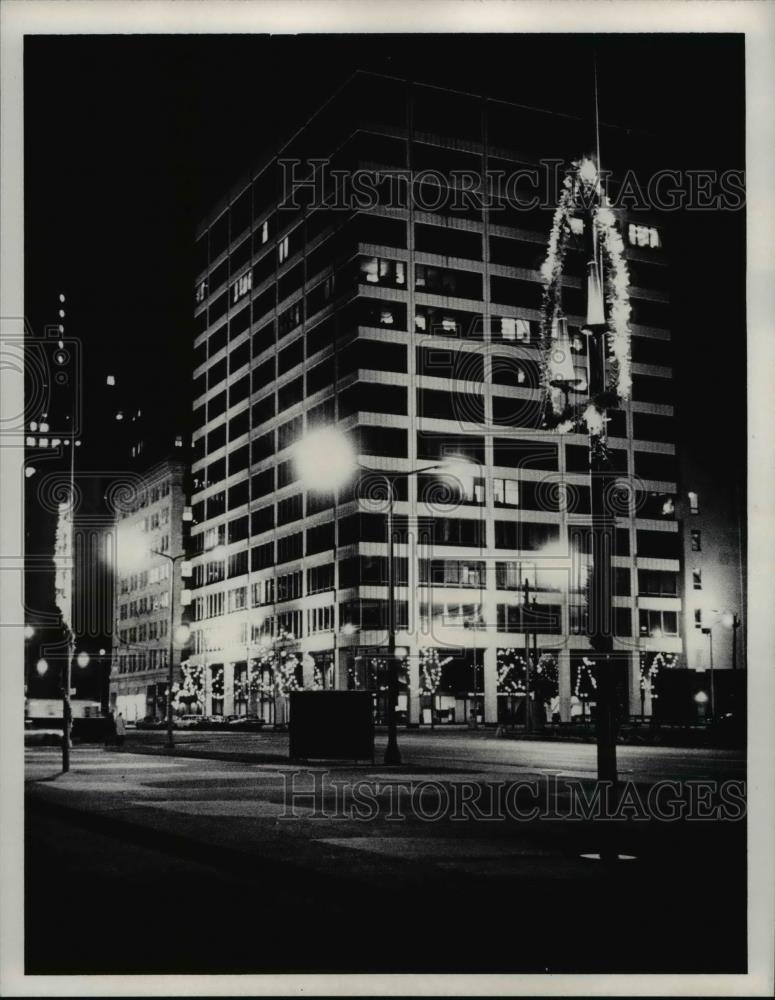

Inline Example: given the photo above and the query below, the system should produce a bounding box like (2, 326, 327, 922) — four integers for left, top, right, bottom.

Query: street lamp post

(295, 427, 476, 765)
(722, 612, 741, 671)
(701, 626, 716, 721)
(150, 548, 190, 749)
(522, 576, 534, 735)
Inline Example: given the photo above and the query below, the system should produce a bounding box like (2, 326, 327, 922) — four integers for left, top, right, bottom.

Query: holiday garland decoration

(539, 157, 632, 432)
(417, 648, 451, 696)
(574, 656, 598, 701)
(639, 650, 678, 700)
(173, 660, 205, 711)
(496, 649, 559, 700)
(232, 629, 302, 703)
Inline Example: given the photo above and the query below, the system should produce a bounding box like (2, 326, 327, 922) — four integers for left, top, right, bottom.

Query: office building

(110, 457, 190, 721)
(187, 72, 686, 725)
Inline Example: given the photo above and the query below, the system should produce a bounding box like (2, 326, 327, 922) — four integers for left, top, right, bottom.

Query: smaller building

(110, 458, 190, 721)
(679, 474, 745, 677)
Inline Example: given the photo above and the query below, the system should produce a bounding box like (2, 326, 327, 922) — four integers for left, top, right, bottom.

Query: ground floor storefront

(169, 645, 688, 726)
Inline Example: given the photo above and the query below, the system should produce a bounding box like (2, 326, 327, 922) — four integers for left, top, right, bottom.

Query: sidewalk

(24, 745, 746, 974)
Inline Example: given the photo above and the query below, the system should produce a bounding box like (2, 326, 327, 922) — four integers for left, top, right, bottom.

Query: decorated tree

(533, 653, 559, 707)
(639, 651, 678, 720)
(417, 648, 451, 728)
(211, 665, 224, 696)
(497, 648, 527, 695)
(233, 658, 264, 715)
(574, 657, 598, 723)
(234, 629, 301, 724)
(497, 649, 558, 726)
(172, 660, 204, 714)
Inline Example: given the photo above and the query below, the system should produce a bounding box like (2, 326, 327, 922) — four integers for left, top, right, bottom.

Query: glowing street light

(76, 650, 90, 669)
(294, 426, 478, 763)
(174, 623, 191, 646)
(36, 659, 49, 676)
(24, 625, 35, 640)
(293, 425, 357, 492)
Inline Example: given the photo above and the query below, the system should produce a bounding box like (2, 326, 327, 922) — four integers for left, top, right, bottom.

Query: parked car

(227, 715, 265, 731)
(176, 714, 204, 729)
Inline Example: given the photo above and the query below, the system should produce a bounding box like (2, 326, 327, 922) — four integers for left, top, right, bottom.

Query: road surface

(125, 726, 745, 783)
(24, 737, 746, 975)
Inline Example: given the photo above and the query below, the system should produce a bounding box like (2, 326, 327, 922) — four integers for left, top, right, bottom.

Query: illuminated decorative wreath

(539, 157, 632, 431)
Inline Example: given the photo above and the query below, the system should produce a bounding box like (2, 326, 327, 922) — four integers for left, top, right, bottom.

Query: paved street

(123, 726, 746, 783)
(25, 733, 746, 975)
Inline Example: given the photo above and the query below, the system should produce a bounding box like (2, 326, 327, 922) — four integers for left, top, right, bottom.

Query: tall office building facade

(110, 457, 189, 721)
(188, 72, 681, 724)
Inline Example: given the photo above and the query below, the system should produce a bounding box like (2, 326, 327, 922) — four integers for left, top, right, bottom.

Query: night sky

(23, 33, 746, 679)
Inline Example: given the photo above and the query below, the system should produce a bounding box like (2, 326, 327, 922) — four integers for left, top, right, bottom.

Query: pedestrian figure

(104, 709, 117, 748)
(115, 711, 126, 747)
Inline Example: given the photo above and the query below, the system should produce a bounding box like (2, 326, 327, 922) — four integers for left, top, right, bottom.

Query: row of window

(116, 648, 169, 674)
(198, 167, 662, 292)
(118, 615, 170, 645)
(117, 480, 172, 519)
(189, 555, 681, 605)
(187, 595, 684, 641)
(198, 258, 670, 359)
(193, 428, 677, 501)
(135, 507, 171, 531)
(188, 517, 681, 596)
(119, 562, 172, 596)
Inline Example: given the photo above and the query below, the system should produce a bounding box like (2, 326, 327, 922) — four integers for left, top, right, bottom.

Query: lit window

(493, 478, 519, 507)
(441, 317, 457, 333)
(261, 220, 269, 244)
(628, 223, 661, 249)
(690, 529, 701, 552)
(379, 310, 394, 326)
(106, 374, 116, 386)
(515, 319, 531, 342)
(692, 569, 702, 590)
(688, 491, 699, 514)
(362, 257, 379, 283)
(501, 318, 516, 341)
(175, 435, 183, 448)
(278, 236, 289, 263)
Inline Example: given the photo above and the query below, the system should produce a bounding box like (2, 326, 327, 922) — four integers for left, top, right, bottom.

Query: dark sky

(23, 33, 746, 671)
(24, 33, 745, 448)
